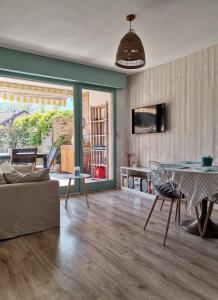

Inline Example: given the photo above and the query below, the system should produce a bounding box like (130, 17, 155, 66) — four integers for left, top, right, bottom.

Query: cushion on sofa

(0, 160, 15, 173)
(0, 160, 14, 185)
(13, 164, 33, 174)
(3, 168, 50, 184)
(0, 161, 34, 185)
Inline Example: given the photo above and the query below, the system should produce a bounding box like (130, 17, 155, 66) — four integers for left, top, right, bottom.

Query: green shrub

(13, 109, 73, 146)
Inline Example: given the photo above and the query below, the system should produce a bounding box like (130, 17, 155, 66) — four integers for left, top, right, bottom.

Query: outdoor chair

(36, 147, 58, 170)
(10, 148, 38, 172)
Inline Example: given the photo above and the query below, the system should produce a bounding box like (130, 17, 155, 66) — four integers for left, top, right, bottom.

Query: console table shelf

(120, 166, 154, 198)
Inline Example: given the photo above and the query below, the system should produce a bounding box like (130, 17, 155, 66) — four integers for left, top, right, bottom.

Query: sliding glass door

(0, 76, 78, 194)
(79, 85, 116, 191)
(0, 76, 116, 195)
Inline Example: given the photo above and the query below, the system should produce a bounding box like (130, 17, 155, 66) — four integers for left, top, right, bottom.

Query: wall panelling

(128, 44, 218, 166)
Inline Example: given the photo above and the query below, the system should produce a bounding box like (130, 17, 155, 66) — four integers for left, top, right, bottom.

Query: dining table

(161, 162, 218, 238)
(0, 152, 48, 168)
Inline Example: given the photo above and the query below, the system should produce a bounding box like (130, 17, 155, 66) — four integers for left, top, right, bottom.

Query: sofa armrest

(0, 180, 60, 240)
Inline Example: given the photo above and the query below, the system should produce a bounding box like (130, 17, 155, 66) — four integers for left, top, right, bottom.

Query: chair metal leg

(195, 206, 202, 236)
(144, 196, 159, 231)
(160, 199, 165, 211)
(202, 202, 214, 238)
(163, 199, 174, 246)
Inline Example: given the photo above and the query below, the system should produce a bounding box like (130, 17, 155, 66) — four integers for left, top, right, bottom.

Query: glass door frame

(59, 81, 80, 196)
(77, 83, 117, 192)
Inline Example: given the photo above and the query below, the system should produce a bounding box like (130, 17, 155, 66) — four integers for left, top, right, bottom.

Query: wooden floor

(0, 190, 218, 300)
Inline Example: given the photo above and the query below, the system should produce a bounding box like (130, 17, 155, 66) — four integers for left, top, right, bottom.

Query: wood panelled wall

(128, 44, 218, 167)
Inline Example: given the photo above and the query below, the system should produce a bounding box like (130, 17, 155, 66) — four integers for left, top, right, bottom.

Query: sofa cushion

(0, 160, 14, 173)
(13, 164, 33, 174)
(0, 160, 14, 185)
(0, 161, 33, 185)
(3, 168, 50, 184)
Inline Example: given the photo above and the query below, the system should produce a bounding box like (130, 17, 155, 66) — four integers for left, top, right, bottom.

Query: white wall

(128, 43, 218, 167)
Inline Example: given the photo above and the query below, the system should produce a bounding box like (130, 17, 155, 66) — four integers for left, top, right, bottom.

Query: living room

(0, 1, 218, 299)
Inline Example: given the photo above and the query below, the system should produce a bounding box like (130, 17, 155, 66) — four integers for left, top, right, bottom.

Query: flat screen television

(132, 103, 166, 134)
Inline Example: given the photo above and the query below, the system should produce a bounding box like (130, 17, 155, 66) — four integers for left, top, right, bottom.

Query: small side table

(65, 174, 90, 209)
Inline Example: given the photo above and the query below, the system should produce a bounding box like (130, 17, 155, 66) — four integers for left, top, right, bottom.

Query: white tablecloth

(170, 170, 218, 207)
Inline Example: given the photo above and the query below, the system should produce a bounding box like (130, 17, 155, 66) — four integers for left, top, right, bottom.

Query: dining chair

(10, 148, 38, 172)
(144, 161, 184, 246)
(160, 190, 188, 217)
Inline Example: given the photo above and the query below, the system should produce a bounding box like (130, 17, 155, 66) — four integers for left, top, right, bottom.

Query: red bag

(95, 166, 106, 179)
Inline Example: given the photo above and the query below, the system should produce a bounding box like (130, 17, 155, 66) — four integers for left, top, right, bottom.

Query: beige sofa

(0, 167, 60, 240)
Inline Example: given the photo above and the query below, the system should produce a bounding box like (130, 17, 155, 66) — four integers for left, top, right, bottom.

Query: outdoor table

(0, 152, 48, 168)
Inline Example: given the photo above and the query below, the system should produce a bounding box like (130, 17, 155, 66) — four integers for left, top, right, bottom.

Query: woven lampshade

(115, 15, 145, 69)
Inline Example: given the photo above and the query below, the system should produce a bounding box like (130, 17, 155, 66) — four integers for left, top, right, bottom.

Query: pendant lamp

(115, 14, 145, 69)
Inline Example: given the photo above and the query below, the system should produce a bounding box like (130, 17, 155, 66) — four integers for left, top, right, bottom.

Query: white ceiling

(0, 0, 218, 74)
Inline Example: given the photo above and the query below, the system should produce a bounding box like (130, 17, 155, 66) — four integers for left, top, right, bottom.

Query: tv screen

(132, 103, 166, 134)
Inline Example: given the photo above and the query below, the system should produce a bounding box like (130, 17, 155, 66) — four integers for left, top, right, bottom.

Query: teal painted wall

(0, 47, 127, 89)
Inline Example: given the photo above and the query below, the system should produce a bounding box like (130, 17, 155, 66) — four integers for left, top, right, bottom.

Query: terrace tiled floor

(50, 172, 104, 187)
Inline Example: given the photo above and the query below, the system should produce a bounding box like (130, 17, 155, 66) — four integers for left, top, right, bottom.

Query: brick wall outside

(39, 117, 73, 154)
(52, 117, 73, 143)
